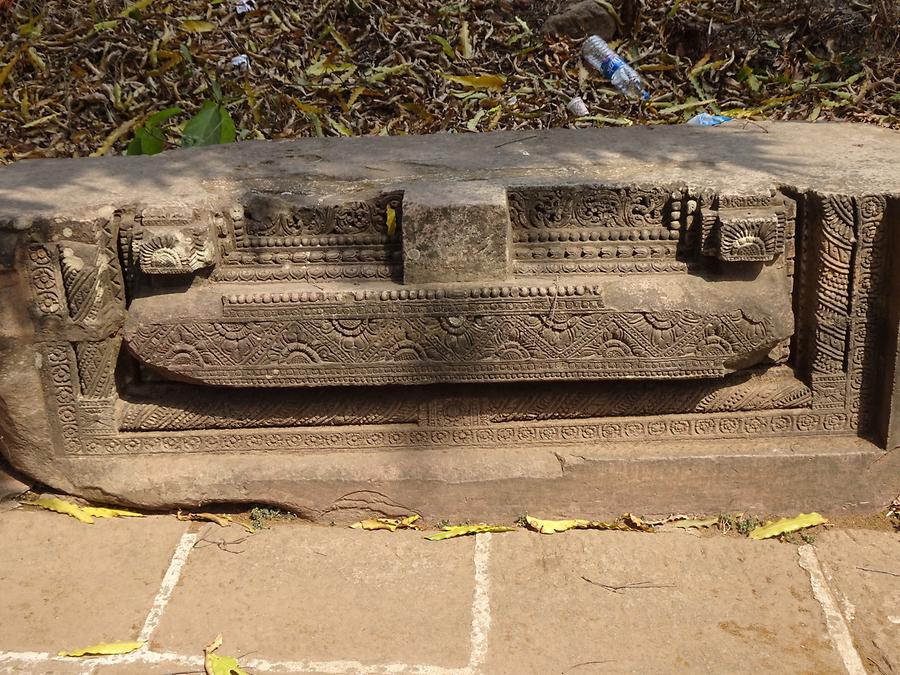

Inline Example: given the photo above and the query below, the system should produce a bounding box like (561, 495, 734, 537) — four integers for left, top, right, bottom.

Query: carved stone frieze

(509, 185, 683, 274)
(125, 288, 788, 386)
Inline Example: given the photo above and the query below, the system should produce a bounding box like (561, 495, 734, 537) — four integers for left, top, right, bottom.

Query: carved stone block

(1, 124, 898, 519)
(403, 182, 511, 283)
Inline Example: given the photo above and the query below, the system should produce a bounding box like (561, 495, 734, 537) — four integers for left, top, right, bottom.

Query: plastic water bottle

(686, 113, 732, 126)
(581, 35, 649, 100)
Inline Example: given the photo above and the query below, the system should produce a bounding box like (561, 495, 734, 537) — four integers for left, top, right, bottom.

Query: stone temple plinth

(1, 123, 898, 520)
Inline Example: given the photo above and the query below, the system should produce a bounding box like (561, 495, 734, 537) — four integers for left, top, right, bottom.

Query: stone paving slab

(152, 524, 476, 668)
(2, 508, 898, 675)
(815, 529, 900, 674)
(0, 510, 187, 654)
(482, 529, 845, 675)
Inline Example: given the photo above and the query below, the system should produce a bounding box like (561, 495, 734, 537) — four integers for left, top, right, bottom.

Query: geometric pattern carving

(125, 293, 784, 386)
(119, 366, 810, 432)
(74, 339, 120, 398)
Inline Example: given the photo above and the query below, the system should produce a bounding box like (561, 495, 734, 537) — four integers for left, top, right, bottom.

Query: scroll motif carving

(43, 343, 80, 452)
(847, 194, 887, 431)
(214, 191, 404, 281)
(509, 186, 683, 275)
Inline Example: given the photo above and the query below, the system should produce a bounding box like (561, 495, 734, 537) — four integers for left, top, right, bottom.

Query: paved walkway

(0, 508, 897, 674)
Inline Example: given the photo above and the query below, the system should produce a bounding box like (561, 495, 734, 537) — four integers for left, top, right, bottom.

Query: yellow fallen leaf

(425, 524, 515, 541)
(386, 205, 397, 237)
(441, 73, 506, 91)
(207, 653, 249, 675)
(673, 517, 720, 529)
(26, 496, 94, 523)
(118, 0, 157, 17)
(351, 514, 419, 532)
(749, 513, 827, 540)
(59, 641, 143, 657)
(525, 515, 591, 534)
(181, 20, 216, 33)
(81, 506, 144, 519)
(525, 514, 654, 534)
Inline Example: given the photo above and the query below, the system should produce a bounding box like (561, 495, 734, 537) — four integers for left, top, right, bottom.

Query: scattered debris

(672, 516, 720, 529)
(23, 495, 143, 524)
(581, 576, 675, 593)
(567, 96, 589, 117)
(685, 113, 733, 126)
(888, 495, 900, 530)
(582, 34, 649, 99)
(350, 514, 420, 532)
(230, 54, 251, 71)
(58, 641, 143, 657)
(748, 513, 828, 540)
(176, 510, 255, 533)
(425, 524, 516, 541)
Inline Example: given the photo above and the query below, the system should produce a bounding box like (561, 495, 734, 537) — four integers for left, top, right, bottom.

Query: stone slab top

(1, 122, 898, 223)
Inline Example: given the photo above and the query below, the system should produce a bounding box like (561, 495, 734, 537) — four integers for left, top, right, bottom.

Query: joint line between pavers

(138, 529, 199, 644)
(467, 532, 493, 672)
(797, 544, 867, 675)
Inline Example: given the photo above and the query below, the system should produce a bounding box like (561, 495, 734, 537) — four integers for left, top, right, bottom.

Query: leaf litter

(0, 0, 897, 162)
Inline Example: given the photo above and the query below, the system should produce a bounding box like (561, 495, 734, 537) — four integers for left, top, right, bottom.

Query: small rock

(541, 0, 617, 40)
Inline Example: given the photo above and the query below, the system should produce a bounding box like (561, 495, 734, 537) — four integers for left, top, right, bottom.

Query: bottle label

(599, 53, 626, 80)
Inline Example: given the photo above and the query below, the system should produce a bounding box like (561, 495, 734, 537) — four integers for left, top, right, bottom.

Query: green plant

(125, 107, 181, 156)
(248, 505, 295, 530)
(718, 513, 764, 536)
(181, 82, 236, 147)
(125, 81, 235, 155)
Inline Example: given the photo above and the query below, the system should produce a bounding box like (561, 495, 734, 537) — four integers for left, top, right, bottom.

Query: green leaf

(427, 34, 456, 59)
(182, 101, 235, 147)
(126, 107, 181, 155)
(146, 106, 181, 128)
(749, 513, 827, 540)
(126, 135, 143, 156)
